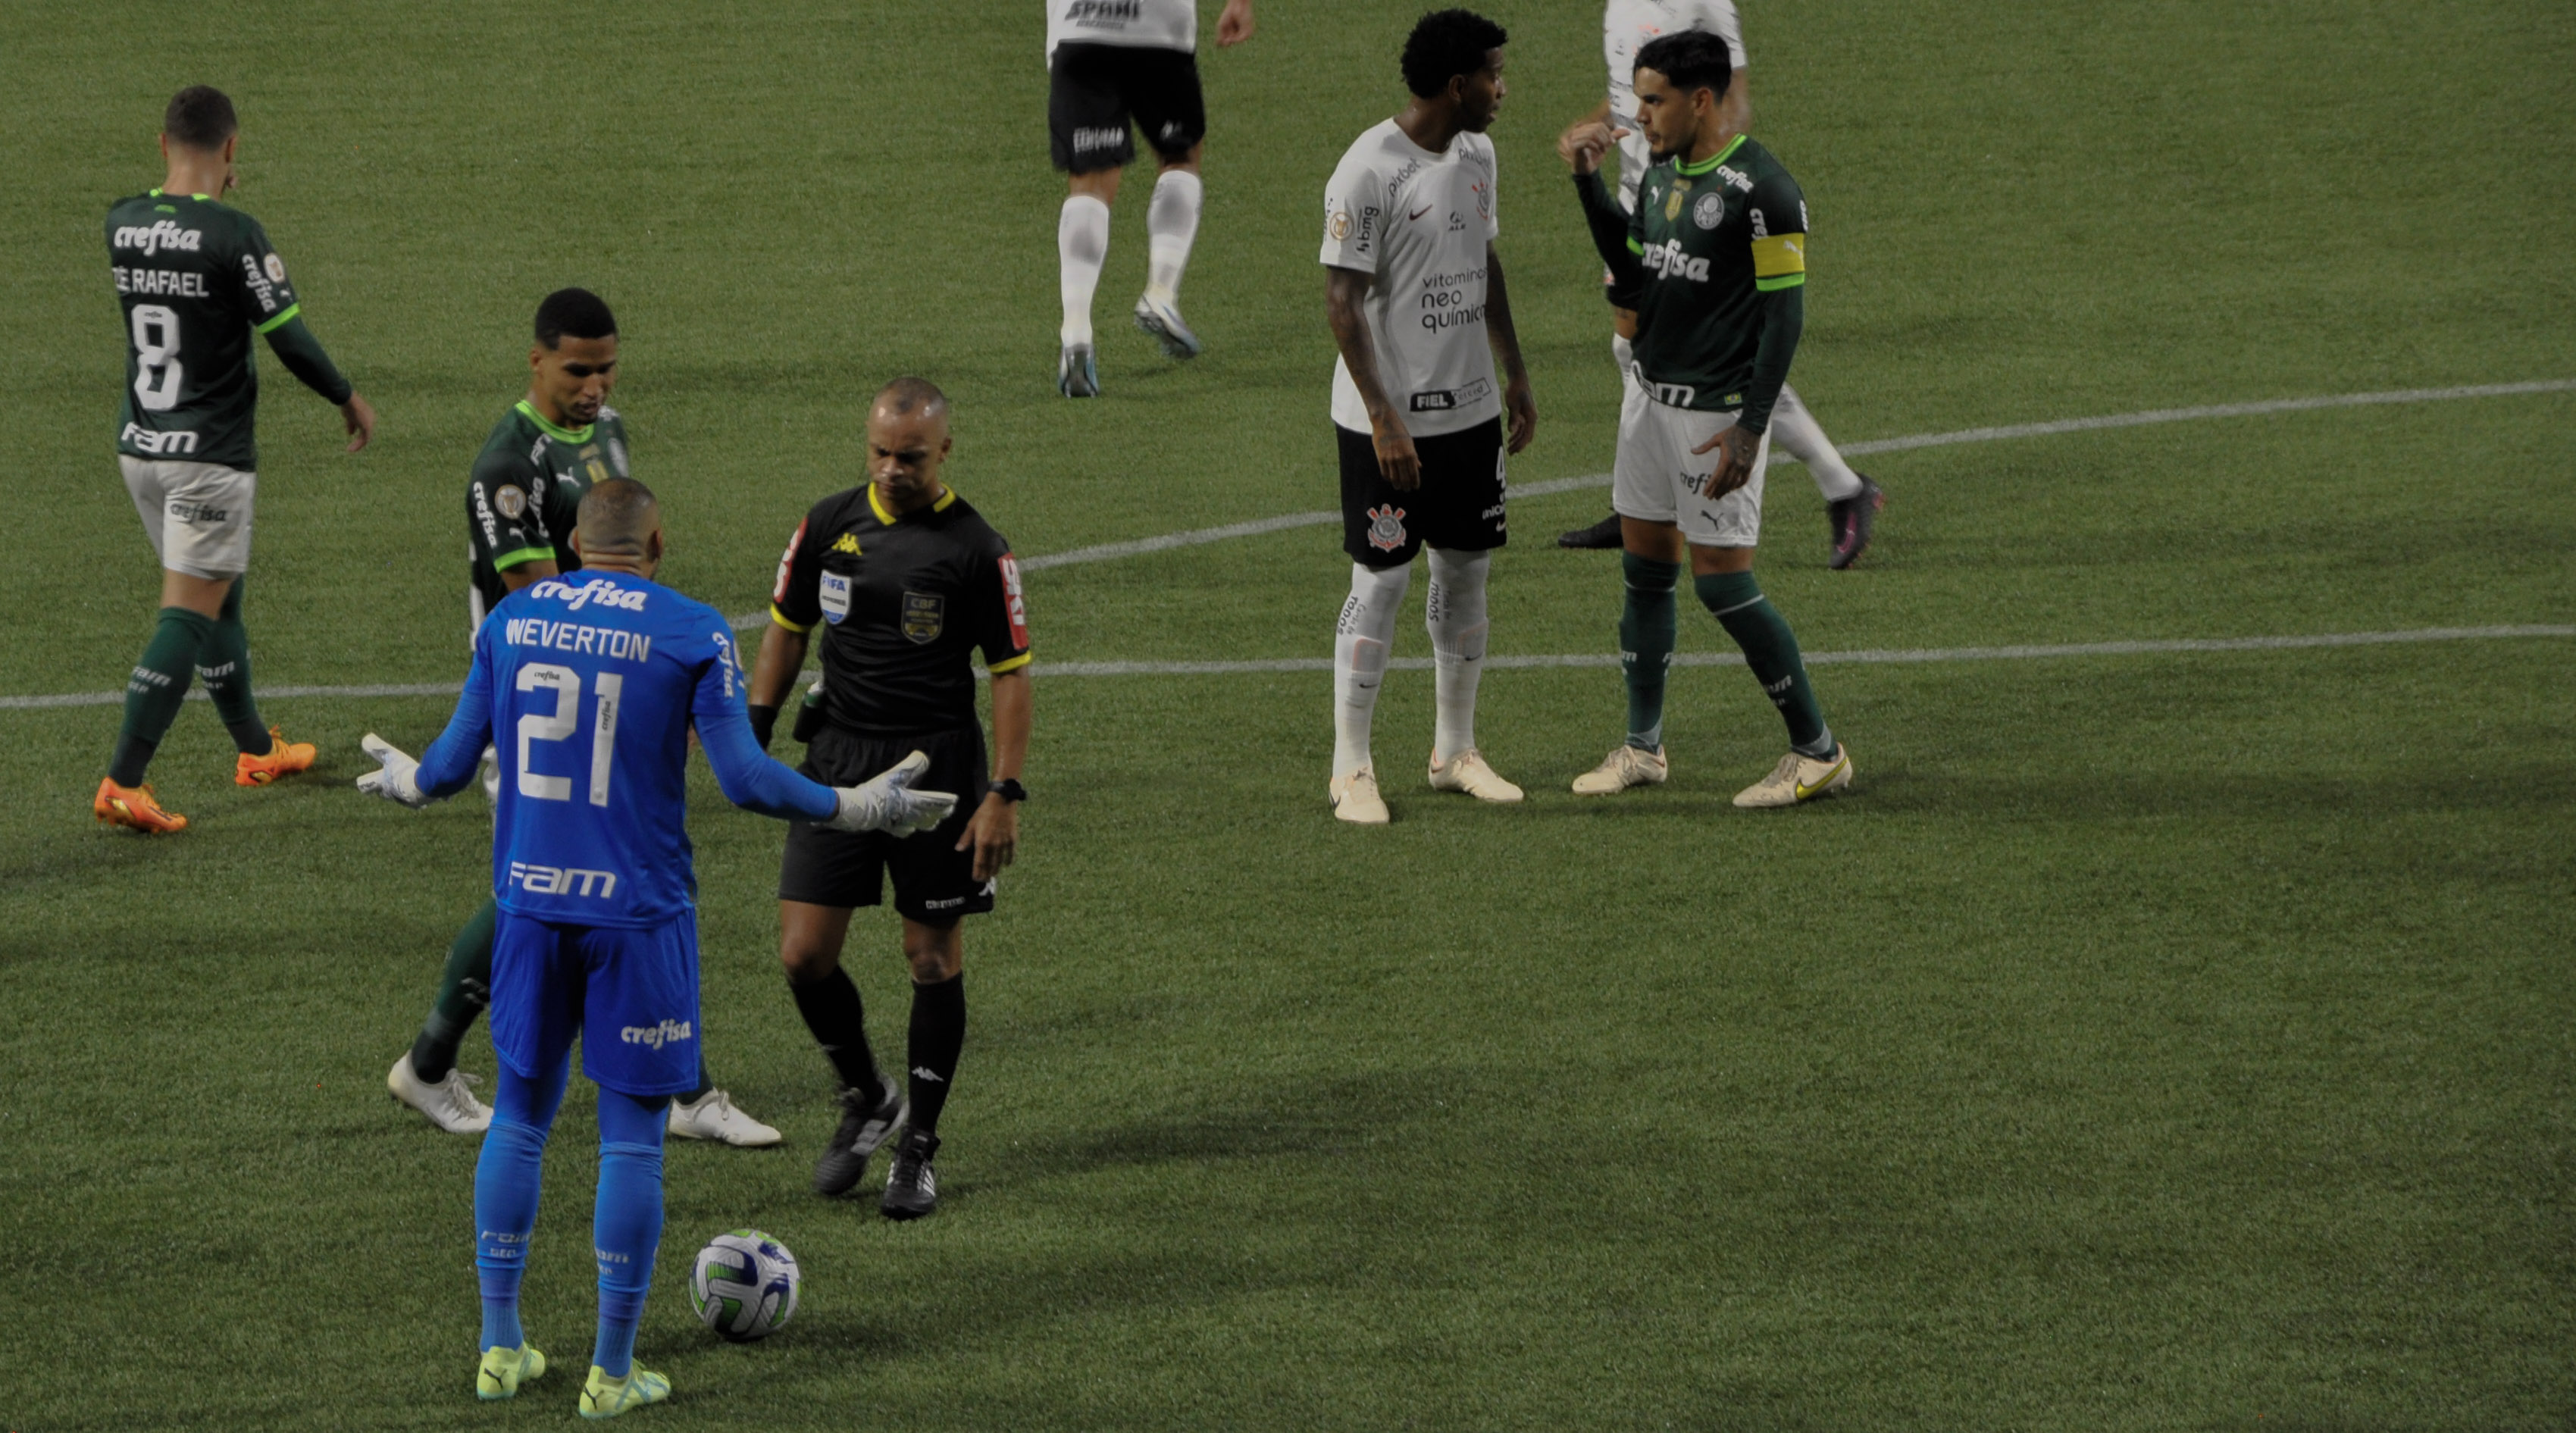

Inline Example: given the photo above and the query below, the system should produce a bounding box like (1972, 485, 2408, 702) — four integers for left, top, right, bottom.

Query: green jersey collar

(1673, 133, 1747, 177)
(515, 399, 595, 444)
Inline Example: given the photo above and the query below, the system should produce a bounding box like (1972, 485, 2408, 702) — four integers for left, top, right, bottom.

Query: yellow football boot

(94, 777, 187, 834)
(235, 726, 318, 786)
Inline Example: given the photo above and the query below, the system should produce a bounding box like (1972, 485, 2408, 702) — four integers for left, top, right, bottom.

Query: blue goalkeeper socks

(591, 1089, 670, 1378)
(474, 1059, 567, 1352)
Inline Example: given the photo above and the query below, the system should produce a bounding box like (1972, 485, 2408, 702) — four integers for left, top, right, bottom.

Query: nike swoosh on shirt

(1409, 205, 1434, 221)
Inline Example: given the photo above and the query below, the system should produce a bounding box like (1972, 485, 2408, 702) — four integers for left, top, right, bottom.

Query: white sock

(1771, 386, 1864, 502)
(1144, 169, 1202, 303)
(1424, 548, 1490, 765)
(1058, 195, 1110, 347)
(1332, 561, 1411, 778)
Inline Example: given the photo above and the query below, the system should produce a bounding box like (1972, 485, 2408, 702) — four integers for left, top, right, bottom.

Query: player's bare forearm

(1483, 246, 1535, 455)
(750, 622, 810, 709)
(962, 668, 1031, 878)
(1325, 266, 1420, 488)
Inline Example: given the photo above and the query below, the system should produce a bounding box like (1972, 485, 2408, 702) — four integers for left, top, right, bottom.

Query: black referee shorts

(779, 724, 993, 923)
(1049, 42, 1206, 174)
(1337, 416, 1507, 569)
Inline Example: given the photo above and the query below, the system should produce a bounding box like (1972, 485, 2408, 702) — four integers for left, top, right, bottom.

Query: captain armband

(1751, 232, 1807, 292)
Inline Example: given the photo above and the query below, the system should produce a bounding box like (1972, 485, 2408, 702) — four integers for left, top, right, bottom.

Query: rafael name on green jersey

(465, 400, 632, 624)
(1577, 133, 1808, 420)
(106, 189, 350, 471)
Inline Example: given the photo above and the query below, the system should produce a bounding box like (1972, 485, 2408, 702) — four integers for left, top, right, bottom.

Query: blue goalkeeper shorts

(488, 908, 703, 1098)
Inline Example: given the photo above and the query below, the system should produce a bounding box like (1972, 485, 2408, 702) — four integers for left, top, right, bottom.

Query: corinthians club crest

(1364, 503, 1409, 553)
(900, 590, 945, 643)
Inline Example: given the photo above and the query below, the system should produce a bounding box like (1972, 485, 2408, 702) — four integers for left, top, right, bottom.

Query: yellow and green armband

(1751, 232, 1808, 293)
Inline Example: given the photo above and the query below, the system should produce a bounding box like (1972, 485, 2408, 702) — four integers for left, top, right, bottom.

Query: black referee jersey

(768, 483, 1031, 736)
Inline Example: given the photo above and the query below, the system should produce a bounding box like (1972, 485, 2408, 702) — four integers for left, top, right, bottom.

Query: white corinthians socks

(1422, 549, 1519, 802)
(1330, 562, 1407, 824)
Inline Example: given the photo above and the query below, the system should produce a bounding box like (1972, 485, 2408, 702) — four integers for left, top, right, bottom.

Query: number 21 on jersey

(516, 662, 621, 806)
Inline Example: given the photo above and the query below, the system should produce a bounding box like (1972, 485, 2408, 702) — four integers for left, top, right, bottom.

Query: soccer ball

(689, 1229, 800, 1342)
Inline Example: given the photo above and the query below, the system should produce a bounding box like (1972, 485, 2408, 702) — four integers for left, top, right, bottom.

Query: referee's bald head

(574, 477, 661, 561)
(875, 376, 947, 421)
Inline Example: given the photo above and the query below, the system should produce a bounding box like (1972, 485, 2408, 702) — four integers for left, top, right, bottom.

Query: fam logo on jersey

(509, 862, 618, 898)
(112, 220, 203, 256)
(121, 422, 199, 455)
(531, 577, 648, 612)
(1694, 192, 1725, 230)
(620, 1018, 694, 1050)
(1364, 504, 1409, 553)
(494, 484, 528, 520)
(900, 591, 945, 643)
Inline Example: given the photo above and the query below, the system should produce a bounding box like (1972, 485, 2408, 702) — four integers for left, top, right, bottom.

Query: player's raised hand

(1693, 423, 1762, 499)
(341, 393, 377, 452)
(1214, 0, 1255, 46)
(1373, 417, 1422, 491)
(1560, 123, 1626, 174)
(355, 732, 434, 808)
(828, 750, 958, 837)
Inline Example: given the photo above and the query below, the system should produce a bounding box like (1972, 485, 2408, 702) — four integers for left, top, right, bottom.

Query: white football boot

(388, 1053, 492, 1134)
(667, 1087, 783, 1147)
(1329, 768, 1391, 824)
(1133, 292, 1204, 359)
(1427, 749, 1524, 803)
(1571, 744, 1669, 796)
(1732, 745, 1854, 809)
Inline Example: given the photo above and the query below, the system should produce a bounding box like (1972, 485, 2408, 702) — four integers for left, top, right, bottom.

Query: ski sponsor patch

(998, 553, 1028, 650)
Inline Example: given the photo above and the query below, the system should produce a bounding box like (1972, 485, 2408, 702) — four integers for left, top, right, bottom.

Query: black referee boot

(880, 1128, 941, 1222)
(812, 1072, 906, 1197)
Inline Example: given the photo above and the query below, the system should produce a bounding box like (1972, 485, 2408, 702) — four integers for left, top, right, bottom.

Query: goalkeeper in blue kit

(357, 479, 953, 1416)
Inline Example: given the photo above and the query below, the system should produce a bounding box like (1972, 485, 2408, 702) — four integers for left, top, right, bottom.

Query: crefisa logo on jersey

(112, 220, 203, 256)
(531, 577, 648, 612)
(1365, 504, 1409, 553)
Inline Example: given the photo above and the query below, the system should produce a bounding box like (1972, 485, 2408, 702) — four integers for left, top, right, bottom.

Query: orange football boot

(235, 726, 318, 786)
(95, 777, 188, 833)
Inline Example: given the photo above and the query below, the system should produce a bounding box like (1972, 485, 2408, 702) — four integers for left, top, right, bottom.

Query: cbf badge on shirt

(819, 571, 852, 624)
(900, 592, 945, 643)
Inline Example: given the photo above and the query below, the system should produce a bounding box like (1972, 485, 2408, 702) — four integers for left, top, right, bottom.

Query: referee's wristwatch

(988, 778, 1028, 804)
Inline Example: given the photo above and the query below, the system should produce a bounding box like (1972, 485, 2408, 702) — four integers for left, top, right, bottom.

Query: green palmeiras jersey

(106, 189, 350, 470)
(1578, 133, 1808, 418)
(465, 400, 633, 626)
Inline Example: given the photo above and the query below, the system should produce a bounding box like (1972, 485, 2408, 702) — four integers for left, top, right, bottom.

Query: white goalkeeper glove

(825, 750, 957, 837)
(355, 732, 435, 809)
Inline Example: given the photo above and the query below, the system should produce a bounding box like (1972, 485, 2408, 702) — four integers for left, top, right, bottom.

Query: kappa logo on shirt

(831, 532, 863, 555)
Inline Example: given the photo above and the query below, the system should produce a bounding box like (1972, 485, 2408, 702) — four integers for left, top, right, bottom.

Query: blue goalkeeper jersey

(415, 571, 837, 928)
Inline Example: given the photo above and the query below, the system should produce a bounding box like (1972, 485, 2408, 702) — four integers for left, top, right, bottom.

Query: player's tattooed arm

(1482, 244, 1535, 455)
(1324, 266, 1420, 490)
(959, 668, 1030, 881)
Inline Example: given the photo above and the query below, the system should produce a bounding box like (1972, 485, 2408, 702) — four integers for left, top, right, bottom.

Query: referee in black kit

(748, 376, 1032, 1221)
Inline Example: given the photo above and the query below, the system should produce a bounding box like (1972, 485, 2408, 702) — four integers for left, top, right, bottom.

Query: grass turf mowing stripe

(6, 627, 2565, 709)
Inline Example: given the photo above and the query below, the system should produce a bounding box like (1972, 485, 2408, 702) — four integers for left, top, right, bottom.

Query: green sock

(1620, 553, 1680, 749)
(198, 577, 271, 756)
(1695, 571, 1834, 757)
(109, 607, 214, 785)
(408, 899, 499, 1084)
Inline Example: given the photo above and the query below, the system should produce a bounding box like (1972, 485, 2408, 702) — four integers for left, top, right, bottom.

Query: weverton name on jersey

(502, 616, 654, 663)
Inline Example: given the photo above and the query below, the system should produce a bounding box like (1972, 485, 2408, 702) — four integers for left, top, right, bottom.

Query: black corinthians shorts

(1336, 416, 1507, 568)
(1050, 42, 1207, 174)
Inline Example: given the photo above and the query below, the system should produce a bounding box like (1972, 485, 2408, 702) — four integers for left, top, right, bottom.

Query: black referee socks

(906, 974, 965, 1135)
(791, 967, 883, 1094)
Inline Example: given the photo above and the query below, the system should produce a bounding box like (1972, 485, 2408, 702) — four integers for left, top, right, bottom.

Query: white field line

(5, 626, 2565, 710)
(975, 378, 2576, 595)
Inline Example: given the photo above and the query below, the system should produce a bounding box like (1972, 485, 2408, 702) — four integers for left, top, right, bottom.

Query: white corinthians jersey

(1318, 120, 1502, 438)
(1606, 0, 1748, 205)
(1048, 0, 1195, 56)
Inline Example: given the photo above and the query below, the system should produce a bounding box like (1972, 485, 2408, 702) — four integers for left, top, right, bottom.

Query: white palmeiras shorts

(122, 456, 255, 579)
(1610, 384, 1771, 549)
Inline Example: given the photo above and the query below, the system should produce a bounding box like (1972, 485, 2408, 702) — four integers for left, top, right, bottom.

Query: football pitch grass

(3, 1, 2571, 1428)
